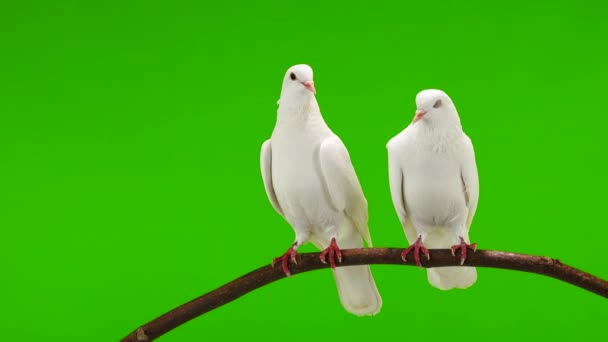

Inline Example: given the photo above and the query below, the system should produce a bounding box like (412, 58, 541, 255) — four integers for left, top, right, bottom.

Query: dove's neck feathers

(276, 91, 324, 125)
(410, 108, 464, 153)
(423, 106, 462, 131)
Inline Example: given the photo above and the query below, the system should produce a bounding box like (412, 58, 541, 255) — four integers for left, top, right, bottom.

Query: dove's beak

(303, 80, 316, 94)
(413, 109, 426, 123)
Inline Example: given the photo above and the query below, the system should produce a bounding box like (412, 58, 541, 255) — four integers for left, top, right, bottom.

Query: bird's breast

(402, 153, 467, 227)
(270, 131, 338, 227)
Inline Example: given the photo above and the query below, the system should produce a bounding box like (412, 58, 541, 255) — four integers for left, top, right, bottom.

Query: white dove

(386, 89, 479, 290)
(260, 64, 382, 315)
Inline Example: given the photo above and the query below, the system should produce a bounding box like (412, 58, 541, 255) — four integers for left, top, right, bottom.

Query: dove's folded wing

(260, 140, 284, 217)
(387, 141, 417, 244)
(460, 135, 479, 230)
(387, 143, 406, 226)
(319, 136, 371, 246)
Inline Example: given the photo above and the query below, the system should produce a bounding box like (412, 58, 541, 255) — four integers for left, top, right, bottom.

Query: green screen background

(1, 1, 606, 341)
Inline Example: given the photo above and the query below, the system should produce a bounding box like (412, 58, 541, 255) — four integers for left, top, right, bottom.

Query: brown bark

(120, 248, 608, 342)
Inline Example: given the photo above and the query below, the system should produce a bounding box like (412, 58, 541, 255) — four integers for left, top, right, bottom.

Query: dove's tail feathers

(426, 266, 477, 290)
(310, 218, 382, 316)
(310, 219, 382, 316)
(333, 265, 382, 316)
(333, 219, 382, 316)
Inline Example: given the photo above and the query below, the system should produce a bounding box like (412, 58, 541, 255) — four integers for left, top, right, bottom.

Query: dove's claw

(272, 248, 298, 277)
(320, 238, 342, 269)
(401, 235, 429, 268)
(421, 245, 430, 260)
(451, 237, 477, 265)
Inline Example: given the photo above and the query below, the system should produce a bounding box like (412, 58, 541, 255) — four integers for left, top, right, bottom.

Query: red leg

(451, 237, 477, 265)
(272, 243, 298, 276)
(401, 235, 430, 267)
(320, 238, 342, 269)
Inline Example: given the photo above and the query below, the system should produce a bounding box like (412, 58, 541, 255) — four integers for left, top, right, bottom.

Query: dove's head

(413, 89, 461, 128)
(279, 64, 316, 99)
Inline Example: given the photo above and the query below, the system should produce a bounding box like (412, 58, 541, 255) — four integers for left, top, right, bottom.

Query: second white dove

(387, 89, 480, 290)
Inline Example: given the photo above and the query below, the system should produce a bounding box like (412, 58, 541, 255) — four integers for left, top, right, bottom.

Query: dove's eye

(433, 99, 442, 108)
(290, 72, 296, 81)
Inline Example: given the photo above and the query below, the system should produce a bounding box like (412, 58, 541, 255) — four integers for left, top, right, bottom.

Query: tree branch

(120, 248, 608, 341)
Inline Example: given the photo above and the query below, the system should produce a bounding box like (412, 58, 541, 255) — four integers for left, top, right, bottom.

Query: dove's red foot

(272, 246, 298, 277)
(451, 237, 477, 265)
(320, 238, 342, 269)
(401, 235, 430, 267)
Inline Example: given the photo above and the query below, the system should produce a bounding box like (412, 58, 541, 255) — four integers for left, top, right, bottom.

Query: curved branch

(120, 248, 608, 341)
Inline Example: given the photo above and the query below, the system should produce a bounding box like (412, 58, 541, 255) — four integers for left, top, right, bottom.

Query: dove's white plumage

(261, 64, 382, 315)
(387, 89, 479, 290)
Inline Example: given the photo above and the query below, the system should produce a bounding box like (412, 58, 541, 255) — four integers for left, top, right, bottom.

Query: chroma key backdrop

(1, 1, 607, 341)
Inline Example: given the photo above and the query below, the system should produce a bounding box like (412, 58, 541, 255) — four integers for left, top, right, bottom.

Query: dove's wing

(387, 143, 406, 226)
(260, 140, 284, 217)
(387, 141, 417, 243)
(319, 136, 371, 246)
(460, 134, 479, 230)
